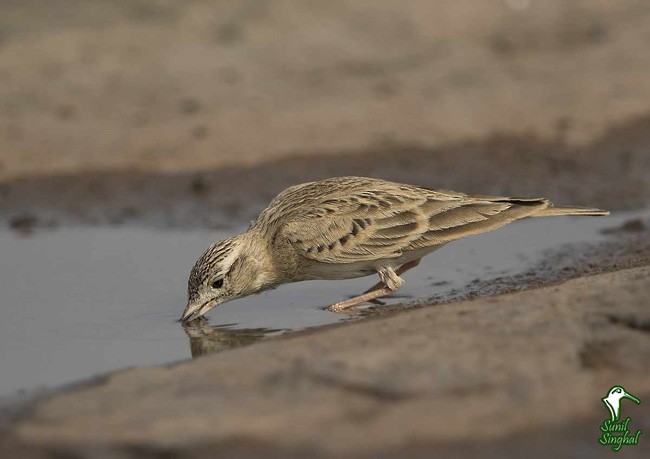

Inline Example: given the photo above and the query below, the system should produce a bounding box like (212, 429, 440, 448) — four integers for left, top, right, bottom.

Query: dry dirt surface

(2, 0, 650, 181)
(2, 266, 649, 459)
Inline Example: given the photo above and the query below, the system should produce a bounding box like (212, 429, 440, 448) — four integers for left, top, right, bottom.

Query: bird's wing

(279, 188, 444, 263)
(406, 196, 548, 250)
(280, 188, 550, 264)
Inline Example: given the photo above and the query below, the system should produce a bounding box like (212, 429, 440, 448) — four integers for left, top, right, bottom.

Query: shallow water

(0, 211, 646, 397)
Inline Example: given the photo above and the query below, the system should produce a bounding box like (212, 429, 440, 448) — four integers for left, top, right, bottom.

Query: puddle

(0, 210, 648, 398)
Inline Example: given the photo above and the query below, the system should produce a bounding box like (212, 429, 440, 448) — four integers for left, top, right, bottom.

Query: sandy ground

(1, 1, 649, 457)
(2, 0, 650, 181)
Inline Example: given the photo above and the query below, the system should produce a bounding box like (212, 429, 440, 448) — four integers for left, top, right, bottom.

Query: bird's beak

(623, 391, 641, 404)
(179, 299, 215, 323)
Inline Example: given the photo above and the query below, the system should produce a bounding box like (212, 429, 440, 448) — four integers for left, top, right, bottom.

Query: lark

(181, 176, 607, 321)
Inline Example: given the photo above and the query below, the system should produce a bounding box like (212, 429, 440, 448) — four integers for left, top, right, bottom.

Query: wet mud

(2, 114, 650, 233)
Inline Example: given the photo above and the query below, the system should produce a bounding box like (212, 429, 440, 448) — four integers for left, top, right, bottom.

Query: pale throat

(240, 231, 279, 292)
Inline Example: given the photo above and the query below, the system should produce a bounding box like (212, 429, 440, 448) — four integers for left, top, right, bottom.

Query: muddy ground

(1, 0, 650, 458)
(2, 118, 649, 232)
(2, 267, 650, 459)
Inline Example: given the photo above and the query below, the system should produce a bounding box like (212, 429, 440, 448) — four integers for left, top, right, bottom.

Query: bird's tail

(532, 205, 609, 217)
(474, 196, 609, 217)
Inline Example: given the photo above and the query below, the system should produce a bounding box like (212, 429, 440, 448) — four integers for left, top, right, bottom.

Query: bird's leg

(326, 287, 395, 312)
(326, 266, 407, 312)
(362, 258, 422, 295)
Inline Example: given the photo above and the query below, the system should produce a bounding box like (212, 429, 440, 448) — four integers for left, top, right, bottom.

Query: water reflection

(181, 318, 286, 358)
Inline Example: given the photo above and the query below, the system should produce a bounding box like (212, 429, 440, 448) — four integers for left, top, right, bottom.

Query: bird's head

(180, 234, 274, 322)
(605, 386, 641, 404)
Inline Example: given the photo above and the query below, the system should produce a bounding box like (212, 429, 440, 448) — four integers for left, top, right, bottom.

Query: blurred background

(1, 0, 650, 182)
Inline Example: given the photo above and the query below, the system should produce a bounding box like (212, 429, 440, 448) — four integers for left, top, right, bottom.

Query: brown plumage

(181, 177, 608, 321)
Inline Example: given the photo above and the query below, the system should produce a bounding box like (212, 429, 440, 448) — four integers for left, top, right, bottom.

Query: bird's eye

(211, 278, 224, 289)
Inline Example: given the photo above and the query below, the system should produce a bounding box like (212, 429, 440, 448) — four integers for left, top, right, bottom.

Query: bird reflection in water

(181, 317, 286, 358)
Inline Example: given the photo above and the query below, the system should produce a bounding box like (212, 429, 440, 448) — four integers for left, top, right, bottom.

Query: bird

(602, 386, 641, 421)
(180, 176, 608, 322)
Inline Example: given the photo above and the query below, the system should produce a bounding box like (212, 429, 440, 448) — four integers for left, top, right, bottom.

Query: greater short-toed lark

(181, 176, 607, 321)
